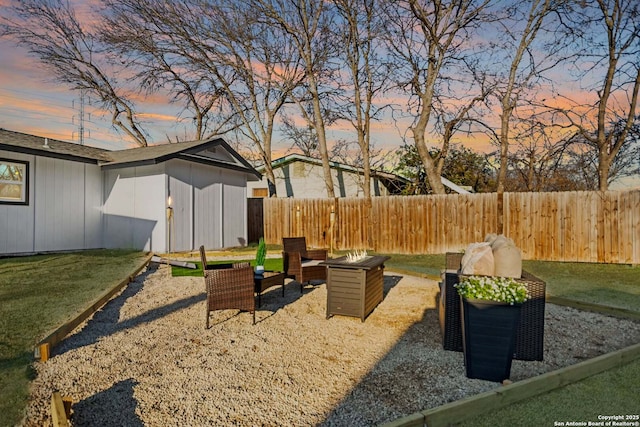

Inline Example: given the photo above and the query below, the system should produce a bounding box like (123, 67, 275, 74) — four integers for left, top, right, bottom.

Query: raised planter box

(440, 252, 546, 361)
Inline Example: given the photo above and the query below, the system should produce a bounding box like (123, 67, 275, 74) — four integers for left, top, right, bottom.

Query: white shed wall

(167, 160, 194, 252)
(103, 164, 166, 251)
(0, 150, 103, 254)
(190, 163, 223, 250)
(222, 170, 248, 247)
(166, 159, 248, 251)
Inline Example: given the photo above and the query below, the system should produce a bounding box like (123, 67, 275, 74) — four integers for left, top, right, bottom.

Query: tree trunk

(412, 117, 445, 194)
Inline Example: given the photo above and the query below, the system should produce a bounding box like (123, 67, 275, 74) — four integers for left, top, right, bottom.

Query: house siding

(1, 135, 256, 255)
(167, 161, 194, 252)
(248, 160, 389, 198)
(0, 150, 35, 253)
(0, 150, 103, 254)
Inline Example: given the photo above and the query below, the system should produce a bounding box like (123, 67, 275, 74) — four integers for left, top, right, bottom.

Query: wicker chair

(199, 246, 255, 327)
(439, 252, 546, 361)
(282, 237, 328, 293)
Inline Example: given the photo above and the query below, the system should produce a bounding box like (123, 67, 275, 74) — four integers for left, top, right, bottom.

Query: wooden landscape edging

(381, 342, 640, 427)
(35, 252, 154, 362)
(50, 392, 72, 427)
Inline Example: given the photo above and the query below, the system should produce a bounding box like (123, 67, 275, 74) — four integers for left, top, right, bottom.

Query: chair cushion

(301, 259, 324, 267)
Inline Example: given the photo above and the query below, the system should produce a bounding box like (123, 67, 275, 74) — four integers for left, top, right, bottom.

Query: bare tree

(430, 61, 494, 180)
(506, 119, 578, 191)
(491, 0, 565, 189)
(332, 0, 390, 199)
(99, 0, 240, 142)
(253, 0, 339, 198)
(562, 121, 640, 188)
(159, 0, 306, 196)
(0, 0, 149, 146)
(476, 0, 568, 231)
(280, 114, 319, 158)
(382, 0, 493, 194)
(552, 0, 640, 191)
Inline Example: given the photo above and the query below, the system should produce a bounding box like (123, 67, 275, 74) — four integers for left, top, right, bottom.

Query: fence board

(631, 191, 640, 265)
(260, 190, 640, 264)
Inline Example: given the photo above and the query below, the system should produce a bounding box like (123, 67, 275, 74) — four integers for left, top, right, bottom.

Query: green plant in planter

(455, 275, 528, 305)
(255, 237, 267, 267)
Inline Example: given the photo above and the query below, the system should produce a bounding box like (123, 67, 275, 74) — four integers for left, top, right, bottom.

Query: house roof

(0, 128, 261, 180)
(259, 153, 472, 195)
(0, 128, 112, 163)
(258, 153, 410, 194)
(263, 153, 409, 182)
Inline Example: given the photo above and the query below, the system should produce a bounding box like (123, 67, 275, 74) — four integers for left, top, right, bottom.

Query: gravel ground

(23, 263, 640, 426)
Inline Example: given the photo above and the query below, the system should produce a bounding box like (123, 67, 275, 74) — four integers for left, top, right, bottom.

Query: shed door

(193, 167, 223, 249)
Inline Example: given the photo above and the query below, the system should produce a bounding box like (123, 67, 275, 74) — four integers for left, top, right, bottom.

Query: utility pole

(72, 91, 88, 144)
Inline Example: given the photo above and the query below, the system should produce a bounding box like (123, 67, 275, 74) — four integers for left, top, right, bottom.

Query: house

(0, 129, 260, 255)
(247, 153, 408, 198)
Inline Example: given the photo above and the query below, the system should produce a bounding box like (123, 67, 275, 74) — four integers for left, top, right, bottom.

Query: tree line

(1, 0, 639, 210)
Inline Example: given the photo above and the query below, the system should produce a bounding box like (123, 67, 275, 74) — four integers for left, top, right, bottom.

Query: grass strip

(172, 258, 283, 277)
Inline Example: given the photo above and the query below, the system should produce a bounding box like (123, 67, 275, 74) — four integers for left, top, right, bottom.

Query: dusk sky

(0, 0, 477, 156)
(0, 37, 216, 151)
(0, 34, 410, 154)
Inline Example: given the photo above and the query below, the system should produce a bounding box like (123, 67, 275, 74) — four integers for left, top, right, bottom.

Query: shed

(0, 129, 260, 255)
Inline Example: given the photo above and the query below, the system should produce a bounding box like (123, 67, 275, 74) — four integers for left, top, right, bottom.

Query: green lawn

(0, 250, 150, 427)
(2, 250, 639, 427)
(522, 260, 640, 312)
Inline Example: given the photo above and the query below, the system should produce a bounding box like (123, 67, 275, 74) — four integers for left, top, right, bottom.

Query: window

(0, 159, 29, 205)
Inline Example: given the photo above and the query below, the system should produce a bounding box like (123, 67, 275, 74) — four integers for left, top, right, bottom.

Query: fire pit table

(320, 255, 390, 322)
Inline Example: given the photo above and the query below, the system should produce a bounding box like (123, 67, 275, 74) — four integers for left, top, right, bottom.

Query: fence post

(330, 204, 335, 256)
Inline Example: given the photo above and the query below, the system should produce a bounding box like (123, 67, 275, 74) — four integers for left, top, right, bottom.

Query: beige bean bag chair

(485, 234, 522, 278)
(460, 242, 495, 276)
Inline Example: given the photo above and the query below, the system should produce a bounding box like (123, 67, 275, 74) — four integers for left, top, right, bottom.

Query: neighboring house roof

(0, 128, 261, 180)
(440, 176, 471, 194)
(259, 153, 410, 194)
(257, 154, 470, 195)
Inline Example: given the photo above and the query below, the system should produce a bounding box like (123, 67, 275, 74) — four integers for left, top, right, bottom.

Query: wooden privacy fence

(261, 190, 640, 264)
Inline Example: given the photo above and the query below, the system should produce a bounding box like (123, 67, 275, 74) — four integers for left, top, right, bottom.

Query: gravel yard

(23, 263, 640, 426)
